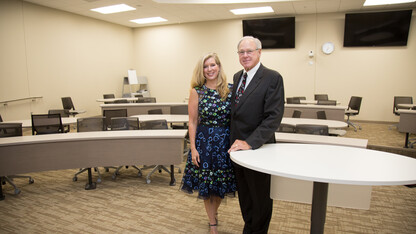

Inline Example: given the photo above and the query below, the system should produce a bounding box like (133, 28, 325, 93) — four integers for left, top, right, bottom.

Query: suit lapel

(235, 64, 265, 110)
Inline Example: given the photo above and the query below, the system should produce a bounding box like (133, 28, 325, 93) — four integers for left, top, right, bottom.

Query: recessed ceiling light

(364, 0, 416, 6)
(91, 4, 135, 14)
(230, 6, 274, 15)
(130, 17, 168, 24)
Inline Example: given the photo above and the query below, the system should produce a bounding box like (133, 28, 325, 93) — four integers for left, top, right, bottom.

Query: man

(229, 36, 285, 234)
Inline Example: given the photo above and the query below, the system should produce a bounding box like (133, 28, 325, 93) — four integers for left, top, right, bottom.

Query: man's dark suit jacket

(230, 63, 285, 149)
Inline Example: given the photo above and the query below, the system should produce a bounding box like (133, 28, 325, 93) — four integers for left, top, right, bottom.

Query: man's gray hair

(237, 36, 262, 50)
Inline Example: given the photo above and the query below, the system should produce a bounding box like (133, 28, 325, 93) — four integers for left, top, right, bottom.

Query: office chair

(110, 117, 143, 180)
(73, 117, 106, 188)
(286, 97, 301, 104)
(148, 109, 163, 115)
(393, 96, 413, 116)
(317, 111, 346, 136)
(48, 109, 70, 132)
(292, 110, 302, 118)
(345, 96, 362, 131)
(295, 124, 329, 136)
(137, 97, 156, 103)
(317, 100, 336, 105)
(103, 94, 115, 104)
(61, 97, 84, 116)
(31, 113, 64, 135)
(314, 94, 329, 101)
(103, 109, 127, 130)
(170, 105, 189, 173)
(293, 96, 306, 100)
(139, 119, 172, 184)
(113, 99, 128, 103)
(0, 123, 34, 197)
(276, 123, 296, 133)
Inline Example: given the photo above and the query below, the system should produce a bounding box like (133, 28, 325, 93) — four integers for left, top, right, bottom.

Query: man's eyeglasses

(237, 49, 258, 56)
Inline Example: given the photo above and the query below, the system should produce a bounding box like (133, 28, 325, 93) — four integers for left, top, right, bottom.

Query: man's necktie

(235, 72, 247, 104)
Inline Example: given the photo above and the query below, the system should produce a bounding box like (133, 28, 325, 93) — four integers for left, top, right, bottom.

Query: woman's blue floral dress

(180, 84, 237, 199)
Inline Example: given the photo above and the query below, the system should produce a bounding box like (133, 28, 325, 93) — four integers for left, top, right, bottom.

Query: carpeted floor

(1, 121, 415, 233)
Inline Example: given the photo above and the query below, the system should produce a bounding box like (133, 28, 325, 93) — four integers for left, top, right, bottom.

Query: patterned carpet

(1, 121, 415, 233)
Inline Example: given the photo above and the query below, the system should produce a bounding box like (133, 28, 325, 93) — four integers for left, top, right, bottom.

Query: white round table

(230, 143, 416, 233)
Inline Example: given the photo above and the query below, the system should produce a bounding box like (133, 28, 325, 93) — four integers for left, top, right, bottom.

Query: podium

(122, 75, 149, 98)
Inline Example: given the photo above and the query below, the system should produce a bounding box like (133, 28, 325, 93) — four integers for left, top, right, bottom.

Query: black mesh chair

(103, 109, 127, 130)
(317, 100, 336, 105)
(61, 97, 84, 116)
(276, 123, 295, 133)
(316, 110, 327, 120)
(0, 123, 34, 197)
(317, 111, 346, 136)
(139, 120, 172, 184)
(73, 117, 106, 188)
(48, 109, 70, 132)
(286, 97, 301, 104)
(137, 97, 156, 103)
(292, 110, 302, 118)
(314, 94, 329, 101)
(148, 109, 163, 115)
(393, 96, 413, 116)
(345, 96, 362, 131)
(31, 113, 64, 135)
(295, 124, 329, 136)
(293, 96, 306, 100)
(109, 117, 142, 180)
(113, 99, 128, 104)
(103, 94, 115, 104)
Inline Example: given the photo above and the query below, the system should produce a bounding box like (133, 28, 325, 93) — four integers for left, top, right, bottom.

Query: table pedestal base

(311, 182, 329, 234)
(85, 168, 97, 190)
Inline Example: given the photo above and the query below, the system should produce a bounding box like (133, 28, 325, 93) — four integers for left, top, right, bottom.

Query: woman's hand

(191, 148, 200, 167)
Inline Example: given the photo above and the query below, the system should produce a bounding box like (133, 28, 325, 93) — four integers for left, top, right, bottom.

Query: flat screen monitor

(343, 10, 412, 47)
(243, 17, 295, 49)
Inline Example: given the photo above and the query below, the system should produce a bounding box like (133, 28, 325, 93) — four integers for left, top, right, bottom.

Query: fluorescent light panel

(91, 4, 135, 14)
(230, 6, 274, 15)
(364, 0, 416, 6)
(130, 17, 168, 24)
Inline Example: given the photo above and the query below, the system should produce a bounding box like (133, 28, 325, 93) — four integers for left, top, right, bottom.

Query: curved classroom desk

(230, 143, 416, 234)
(100, 103, 187, 116)
(96, 97, 138, 103)
(284, 104, 348, 121)
(3, 117, 78, 128)
(131, 114, 188, 124)
(281, 117, 347, 129)
(0, 130, 187, 197)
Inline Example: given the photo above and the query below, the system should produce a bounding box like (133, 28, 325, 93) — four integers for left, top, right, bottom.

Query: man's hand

(228, 139, 252, 153)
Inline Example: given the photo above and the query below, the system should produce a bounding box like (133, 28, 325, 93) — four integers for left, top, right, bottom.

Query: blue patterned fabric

(180, 84, 236, 199)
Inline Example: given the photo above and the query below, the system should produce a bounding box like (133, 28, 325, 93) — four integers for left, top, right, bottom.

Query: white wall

(1, 0, 415, 122)
(0, 0, 133, 119)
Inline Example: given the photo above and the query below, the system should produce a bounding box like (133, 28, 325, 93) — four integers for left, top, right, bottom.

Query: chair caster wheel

(178, 168, 181, 173)
(14, 188, 21, 195)
(29, 178, 34, 184)
(138, 172, 142, 177)
(146, 179, 151, 184)
(97, 178, 102, 183)
(112, 175, 116, 180)
(73, 177, 78, 182)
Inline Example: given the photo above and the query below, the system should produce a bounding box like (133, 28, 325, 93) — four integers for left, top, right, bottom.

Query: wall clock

(322, 42, 334, 55)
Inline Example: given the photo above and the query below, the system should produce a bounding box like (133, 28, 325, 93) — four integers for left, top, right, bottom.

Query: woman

(180, 53, 236, 234)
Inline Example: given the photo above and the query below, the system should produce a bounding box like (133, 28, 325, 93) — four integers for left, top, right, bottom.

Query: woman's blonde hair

(190, 52, 229, 100)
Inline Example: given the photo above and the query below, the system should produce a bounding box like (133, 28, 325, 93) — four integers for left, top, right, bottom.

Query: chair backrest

(137, 97, 156, 103)
(295, 124, 329, 136)
(393, 96, 413, 114)
(113, 99, 129, 103)
(292, 110, 302, 118)
(0, 123, 23, 137)
(286, 97, 301, 104)
(276, 123, 295, 133)
(314, 94, 329, 101)
(77, 117, 105, 132)
(293, 96, 306, 100)
(317, 100, 336, 105)
(103, 109, 128, 129)
(170, 105, 188, 115)
(31, 113, 64, 135)
(140, 119, 168, 130)
(348, 96, 362, 113)
(134, 94, 143, 98)
(316, 111, 327, 120)
(0, 114, 3, 122)
(148, 109, 163, 114)
(48, 109, 70, 118)
(103, 94, 115, 99)
(111, 117, 139, 130)
(61, 97, 75, 110)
